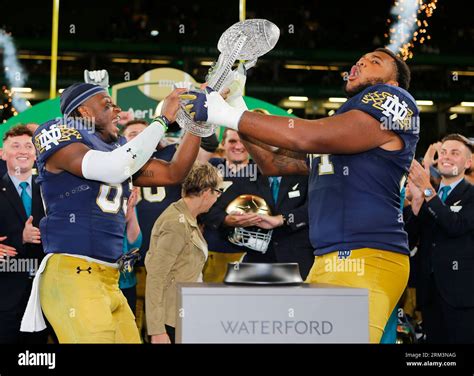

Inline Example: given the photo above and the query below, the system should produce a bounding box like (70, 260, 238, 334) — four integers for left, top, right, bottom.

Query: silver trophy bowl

(217, 19, 280, 61)
(177, 19, 280, 137)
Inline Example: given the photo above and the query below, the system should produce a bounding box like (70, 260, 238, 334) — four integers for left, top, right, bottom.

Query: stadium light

(451, 71, 474, 77)
(11, 87, 32, 93)
(284, 64, 339, 71)
(328, 97, 347, 103)
(289, 96, 308, 102)
(111, 58, 170, 64)
(416, 100, 433, 106)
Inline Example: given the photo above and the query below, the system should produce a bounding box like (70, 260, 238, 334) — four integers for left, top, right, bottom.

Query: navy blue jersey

(33, 120, 131, 262)
(308, 84, 419, 256)
(136, 145, 182, 258)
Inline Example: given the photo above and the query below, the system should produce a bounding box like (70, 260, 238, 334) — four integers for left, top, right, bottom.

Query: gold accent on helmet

(226, 194, 272, 216)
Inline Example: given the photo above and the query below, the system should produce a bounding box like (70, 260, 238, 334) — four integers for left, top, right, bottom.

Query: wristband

(153, 115, 170, 132)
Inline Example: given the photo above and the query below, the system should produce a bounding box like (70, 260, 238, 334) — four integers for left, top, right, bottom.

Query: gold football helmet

(226, 194, 273, 253)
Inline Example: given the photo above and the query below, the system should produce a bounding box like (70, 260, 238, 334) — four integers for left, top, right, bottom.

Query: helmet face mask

(226, 194, 273, 253)
(229, 226, 273, 253)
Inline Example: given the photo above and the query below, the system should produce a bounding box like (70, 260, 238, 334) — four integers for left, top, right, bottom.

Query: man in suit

(0, 124, 39, 183)
(0, 149, 7, 177)
(405, 133, 474, 343)
(0, 125, 47, 344)
(243, 174, 314, 279)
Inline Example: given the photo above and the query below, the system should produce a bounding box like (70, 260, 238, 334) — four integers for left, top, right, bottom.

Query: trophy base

(176, 108, 217, 138)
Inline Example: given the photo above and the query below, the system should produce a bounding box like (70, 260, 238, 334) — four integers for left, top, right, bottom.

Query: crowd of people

(0, 47, 473, 345)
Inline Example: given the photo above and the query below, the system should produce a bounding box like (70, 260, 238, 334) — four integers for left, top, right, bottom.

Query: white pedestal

(176, 283, 369, 343)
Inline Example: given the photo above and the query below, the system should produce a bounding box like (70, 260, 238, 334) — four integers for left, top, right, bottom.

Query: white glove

(222, 63, 249, 111)
(205, 91, 246, 131)
(84, 69, 109, 88)
(180, 88, 246, 131)
(227, 95, 248, 112)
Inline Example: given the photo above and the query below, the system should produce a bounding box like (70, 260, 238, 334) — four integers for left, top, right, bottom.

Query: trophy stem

(176, 19, 280, 138)
(207, 34, 247, 91)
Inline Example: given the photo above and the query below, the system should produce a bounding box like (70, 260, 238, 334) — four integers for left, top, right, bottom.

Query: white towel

(20, 253, 54, 332)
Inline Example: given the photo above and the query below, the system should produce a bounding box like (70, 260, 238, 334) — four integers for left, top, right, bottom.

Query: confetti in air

(0, 29, 29, 112)
(385, 0, 438, 60)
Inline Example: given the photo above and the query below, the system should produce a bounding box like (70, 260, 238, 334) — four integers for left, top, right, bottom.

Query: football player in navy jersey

(21, 83, 200, 343)
(182, 48, 420, 343)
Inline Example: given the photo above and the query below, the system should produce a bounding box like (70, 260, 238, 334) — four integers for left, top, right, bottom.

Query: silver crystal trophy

(176, 19, 280, 137)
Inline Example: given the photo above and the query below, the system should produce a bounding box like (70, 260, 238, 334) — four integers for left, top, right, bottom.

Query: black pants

(165, 325, 176, 344)
(121, 286, 137, 315)
(422, 275, 474, 344)
(0, 309, 48, 344)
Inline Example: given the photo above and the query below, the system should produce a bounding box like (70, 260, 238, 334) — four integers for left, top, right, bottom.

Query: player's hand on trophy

(221, 63, 248, 111)
(179, 87, 246, 131)
(151, 333, 171, 344)
(84, 69, 109, 88)
(161, 88, 188, 123)
(179, 87, 212, 122)
(0, 236, 17, 260)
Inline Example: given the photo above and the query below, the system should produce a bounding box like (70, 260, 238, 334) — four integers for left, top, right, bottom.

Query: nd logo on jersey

(362, 91, 413, 130)
(35, 124, 82, 153)
(380, 95, 408, 122)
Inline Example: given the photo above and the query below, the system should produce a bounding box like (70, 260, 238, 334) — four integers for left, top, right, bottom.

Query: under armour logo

(381, 95, 409, 123)
(76, 266, 92, 274)
(126, 148, 137, 159)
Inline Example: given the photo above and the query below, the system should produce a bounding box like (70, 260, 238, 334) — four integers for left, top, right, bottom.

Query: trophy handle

(206, 33, 248, 91)
(176, 33, 248, 137)
(176, 19, 280, 137)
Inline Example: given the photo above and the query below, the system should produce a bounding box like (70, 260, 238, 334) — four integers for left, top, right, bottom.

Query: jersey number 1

(317, 154, 334, 175)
